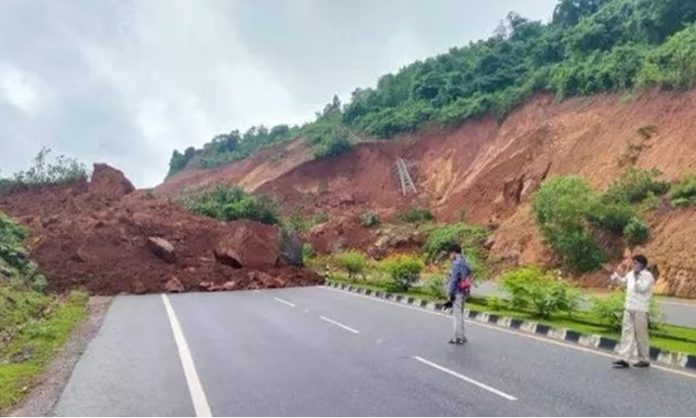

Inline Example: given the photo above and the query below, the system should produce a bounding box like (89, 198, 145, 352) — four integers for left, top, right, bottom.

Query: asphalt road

(473, 281, 696, 328)
(54, 287, 696, 416)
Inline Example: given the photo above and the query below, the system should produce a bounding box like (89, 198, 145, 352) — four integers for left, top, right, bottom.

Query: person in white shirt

(610, 254, 655, 368)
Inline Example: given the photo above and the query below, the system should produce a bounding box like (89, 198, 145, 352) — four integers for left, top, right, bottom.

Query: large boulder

(278, 227, 303, 266)
(214, 220, 279, 269)
(164, 276, 184, 293)
(147, 237, 176, 263)
(89, 164, 135, 201)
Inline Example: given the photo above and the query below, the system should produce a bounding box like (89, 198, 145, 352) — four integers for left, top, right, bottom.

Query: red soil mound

(0, 164, 322, 295)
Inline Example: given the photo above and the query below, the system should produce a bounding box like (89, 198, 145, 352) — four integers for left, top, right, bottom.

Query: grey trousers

(453, 293, 466, 340)
(617, 309, 650, 363)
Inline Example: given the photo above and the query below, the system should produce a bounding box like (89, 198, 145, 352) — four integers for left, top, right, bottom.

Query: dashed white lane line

(161, 294, 212, 417)
(319, 286, 696, 380)
(319, 316, 360, 334)
(413, 356, 518, 401)
(273, 296, 296, 308)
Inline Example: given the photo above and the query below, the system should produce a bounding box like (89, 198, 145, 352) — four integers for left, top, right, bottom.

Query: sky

(0, 0, 558, 187)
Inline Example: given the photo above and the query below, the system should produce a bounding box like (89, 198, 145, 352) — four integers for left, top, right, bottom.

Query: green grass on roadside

(328, 276, 696, 356)
(0, 290, 88, 412)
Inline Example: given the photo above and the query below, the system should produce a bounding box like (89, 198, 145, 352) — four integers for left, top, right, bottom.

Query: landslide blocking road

(55, 287, 696, 416)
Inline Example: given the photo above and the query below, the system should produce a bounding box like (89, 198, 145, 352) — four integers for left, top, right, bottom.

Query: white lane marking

(161, 294, 212, 417)
(413, 356, 518, 401)
(320, 286, 696, 380)
(319, 316, 360, 334)
(273, 296, 296, 308)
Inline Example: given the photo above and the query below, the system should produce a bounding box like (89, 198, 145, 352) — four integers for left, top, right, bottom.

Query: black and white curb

(325, 281, 696, 372)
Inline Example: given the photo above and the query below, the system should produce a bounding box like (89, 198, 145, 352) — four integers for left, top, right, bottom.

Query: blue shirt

(447, 255, 471, 297)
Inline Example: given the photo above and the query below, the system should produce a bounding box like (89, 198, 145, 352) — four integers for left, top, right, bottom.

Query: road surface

(54, 287, 696, 416)
(474, 281, 696, 328)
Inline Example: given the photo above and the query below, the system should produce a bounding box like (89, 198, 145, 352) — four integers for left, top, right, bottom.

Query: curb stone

(325, 280, 696, 372)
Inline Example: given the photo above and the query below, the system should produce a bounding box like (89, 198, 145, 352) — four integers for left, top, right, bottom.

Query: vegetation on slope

(168, 0, 696, 177)
(0, 211, 88, 413)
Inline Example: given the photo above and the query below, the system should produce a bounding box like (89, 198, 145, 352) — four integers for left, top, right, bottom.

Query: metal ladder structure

(395, 158, 417, 196)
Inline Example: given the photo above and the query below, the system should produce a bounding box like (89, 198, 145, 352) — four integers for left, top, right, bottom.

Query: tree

(553, 0, 610, 27)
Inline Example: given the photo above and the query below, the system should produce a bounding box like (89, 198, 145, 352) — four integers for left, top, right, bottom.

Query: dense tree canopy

(168, 0, 696, 177)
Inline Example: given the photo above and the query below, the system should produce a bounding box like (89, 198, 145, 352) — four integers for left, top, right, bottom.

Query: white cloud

(0, 0, 557, 187)
(0, 64, 48, 116)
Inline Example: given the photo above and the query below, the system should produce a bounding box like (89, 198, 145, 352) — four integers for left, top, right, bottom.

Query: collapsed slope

(0, 165, 321, 295)
(159, 90, 696, 297)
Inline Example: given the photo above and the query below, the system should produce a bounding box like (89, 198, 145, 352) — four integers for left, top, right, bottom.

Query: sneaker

(612, 360, 629, 368)
(449, 338, 467, 345)
(633, 361, 650, 368)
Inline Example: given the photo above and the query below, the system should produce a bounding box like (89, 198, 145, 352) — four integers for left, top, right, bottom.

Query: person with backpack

(445, 244, 472, 345)
(610, 254, 655, 368)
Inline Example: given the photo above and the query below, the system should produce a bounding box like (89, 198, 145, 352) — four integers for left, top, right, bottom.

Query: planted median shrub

(591, 293, 665, 331)
(423, 275, 446, 299)
(181, 186, 279, 225)
(380, 254, 424, 292)
(500, 266, 580, 319)
(334, 251, 368, 279)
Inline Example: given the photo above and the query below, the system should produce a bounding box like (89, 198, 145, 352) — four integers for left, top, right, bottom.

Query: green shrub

(487, 296, 507, 312)
(31, 275, 49, 293)
(638, 23, 696, 90)
(423, 223, 488, 276)
(591, 293, 665, 331)
(397, 207, 434, 224)
(0, 211, 30, 273)
(423, 276, 447, 299)
(588, 201, 636, 234)
(500, 266, 580, 319)
(669, 174, 696, 208)
(181, 186, 279, 225)
(533, 176, 605, 272)
(603, 168, 670, 204)
(360, 211, 380, 228)
(671, 197, 692, 208)
(624, 217, 649, 246)
(302, 243, 315, 264)
(286, 212, 329, 233)
(3, 148, 88, 190)
(380, 254, 425, 292)
(334, 251, 368, 279)
(306, 119, 354, 159)
(423, 223, 489, 281)
(313, 135, 352, 159)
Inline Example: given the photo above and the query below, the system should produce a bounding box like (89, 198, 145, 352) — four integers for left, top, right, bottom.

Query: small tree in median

(334, 251, 368, 280)
(380, 254, 424, 292)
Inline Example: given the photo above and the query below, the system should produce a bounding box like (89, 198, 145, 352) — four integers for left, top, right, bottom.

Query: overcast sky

(0, 0, 558, 187)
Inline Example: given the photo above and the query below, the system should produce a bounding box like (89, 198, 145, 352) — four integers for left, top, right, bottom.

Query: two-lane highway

(54, 287, 696, 416)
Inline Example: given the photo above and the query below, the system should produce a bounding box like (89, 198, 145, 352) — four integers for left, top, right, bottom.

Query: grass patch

(328, 277, 696, 356)
(0, 290, 88, 412)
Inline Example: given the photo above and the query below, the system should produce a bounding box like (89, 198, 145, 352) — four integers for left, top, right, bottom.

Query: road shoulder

(9, 296, 111, 417)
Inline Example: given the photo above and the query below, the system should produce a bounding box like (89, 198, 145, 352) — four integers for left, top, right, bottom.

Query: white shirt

(611, 269, 655, 312)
